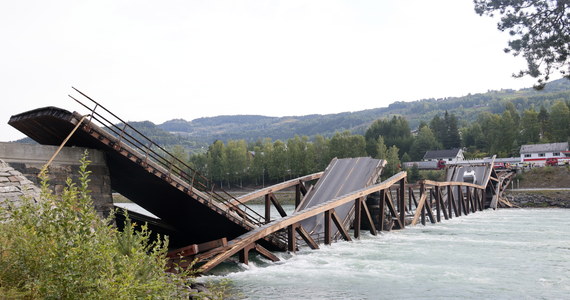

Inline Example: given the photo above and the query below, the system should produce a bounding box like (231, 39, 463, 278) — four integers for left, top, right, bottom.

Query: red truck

(545, 158, 559, 166)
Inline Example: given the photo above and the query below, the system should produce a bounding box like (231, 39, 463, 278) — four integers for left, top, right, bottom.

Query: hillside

(151, 78, 570, 152)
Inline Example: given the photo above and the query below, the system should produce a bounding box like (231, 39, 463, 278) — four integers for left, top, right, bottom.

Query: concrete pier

(0, 142, 113, 216)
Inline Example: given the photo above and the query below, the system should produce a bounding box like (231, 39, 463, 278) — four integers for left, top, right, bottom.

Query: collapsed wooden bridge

(8, 89, 515, 274)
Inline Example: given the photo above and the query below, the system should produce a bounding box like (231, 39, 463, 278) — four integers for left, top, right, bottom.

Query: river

(203, 208, 570, 299)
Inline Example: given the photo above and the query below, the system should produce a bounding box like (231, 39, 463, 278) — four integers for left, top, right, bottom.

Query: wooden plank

(167, 244, 199, 258)
(197, 237, 228, 253)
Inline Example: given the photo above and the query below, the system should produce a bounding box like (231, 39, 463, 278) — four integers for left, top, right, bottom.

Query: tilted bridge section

(8, 89, 514, 273)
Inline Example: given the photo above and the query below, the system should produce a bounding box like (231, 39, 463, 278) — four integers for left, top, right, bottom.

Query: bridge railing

(68, 88, 266, 227)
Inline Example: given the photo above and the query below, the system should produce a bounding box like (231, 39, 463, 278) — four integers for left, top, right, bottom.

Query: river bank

(505, 190, 570, 208)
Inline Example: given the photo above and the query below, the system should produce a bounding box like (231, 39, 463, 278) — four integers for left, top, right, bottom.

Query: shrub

(0, 152, 192, 299)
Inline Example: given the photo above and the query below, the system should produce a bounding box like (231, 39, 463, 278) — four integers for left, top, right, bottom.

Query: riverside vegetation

(0, 152, 230, 299)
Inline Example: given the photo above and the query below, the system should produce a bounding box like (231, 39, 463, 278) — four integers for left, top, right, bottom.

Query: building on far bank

(422, 148, 464, 162)
(520, 142, 570, 166)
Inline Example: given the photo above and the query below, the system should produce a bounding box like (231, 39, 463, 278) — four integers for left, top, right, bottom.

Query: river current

(203, 208, 570, 299)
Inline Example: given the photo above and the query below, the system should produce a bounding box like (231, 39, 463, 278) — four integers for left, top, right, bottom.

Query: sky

(0, 0, 541, 142)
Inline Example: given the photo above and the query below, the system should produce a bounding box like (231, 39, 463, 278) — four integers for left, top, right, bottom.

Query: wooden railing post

(264, 194, 271, 224)
(399, 178, 405, 228)
(379, 189, 386, 231)
(324, 210, 332, 245)
(288, 224, 297, 252)
(420, 182, 426, 226)
(354, 198, 362, 239)
(447, 185, 453, 219)
(295, 183, 302, 208)
(435, 185, 441, 223)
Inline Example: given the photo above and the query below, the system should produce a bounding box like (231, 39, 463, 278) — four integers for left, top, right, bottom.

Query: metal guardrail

(68, 88, 266, 227)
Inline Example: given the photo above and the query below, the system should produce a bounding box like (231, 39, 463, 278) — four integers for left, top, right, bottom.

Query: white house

(519, 142, 570, 166)
(422, 148, 464, 162)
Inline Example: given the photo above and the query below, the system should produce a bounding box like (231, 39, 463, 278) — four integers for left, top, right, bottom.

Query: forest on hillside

(165, 98, 570, 189)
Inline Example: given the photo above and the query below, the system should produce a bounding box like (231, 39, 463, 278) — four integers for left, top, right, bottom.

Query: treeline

(169, 99, 570, 189)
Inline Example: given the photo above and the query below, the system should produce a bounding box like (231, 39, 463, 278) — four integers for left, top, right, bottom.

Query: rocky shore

(505, 190, 570, 208)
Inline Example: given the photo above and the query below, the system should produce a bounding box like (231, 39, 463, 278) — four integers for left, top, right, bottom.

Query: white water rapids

(203, 208, 570, 299)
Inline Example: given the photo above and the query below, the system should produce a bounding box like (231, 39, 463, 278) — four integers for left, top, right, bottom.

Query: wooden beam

(385, 191, 403, 229)
(287, 224, 297, 252)
(438, 187, 449, 220)
(296, 225, 319, 250)
(447, 185, 454, 219)
(411, 192, 427, 226)
(269, 193, 288, 218)
(324, 209, 332, 244)
(434, 186, 441, 223)
(197, 237, 228, 253)
(379, 190, 386, 231)
(239, 243, 255, 264)
(265, 194, 271, 224)
(424, 191, 436, 224)
(295, 183, 302, 208)
(254, 244, 280, 262)
(399, 178, 406, 228)
(231, 172, 323, 205)
(354, 198, 362, 238)
(361, 197, 377, 236)
(331, 210, 352, 242)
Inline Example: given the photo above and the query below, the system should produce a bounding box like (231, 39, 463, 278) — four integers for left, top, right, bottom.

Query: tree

(520, 108, 541, 144)
(430, 111, 461, 149)
(384, 146, 401, 178)
(474, 0, 570, 88)
(375, 136, 388, 161)
(268, 140, 288, 182)
(224, 140, 248, 187)
(549, 100, 570, 141)
(208, 140, 226, 186)
(365, 116, 413, 157)
(329, 131, 367, 159)
(409, 126, 441, 161)
(538, 105, 551, 140)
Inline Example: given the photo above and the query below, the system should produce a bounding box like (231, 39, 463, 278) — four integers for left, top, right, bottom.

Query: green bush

(0, 152, 192, 299)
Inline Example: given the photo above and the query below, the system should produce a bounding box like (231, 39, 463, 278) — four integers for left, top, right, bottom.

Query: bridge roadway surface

(296, 157, 384, 242)
(8, 106, 385, 252)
